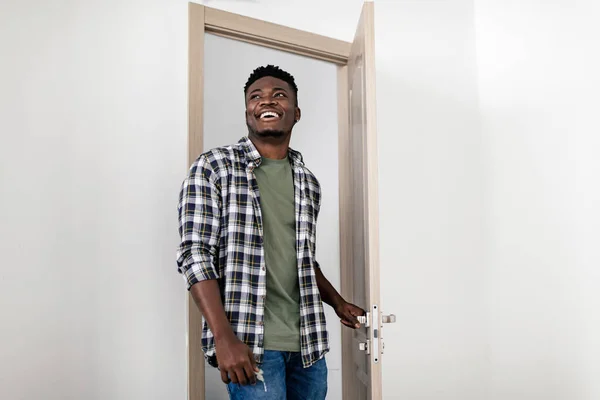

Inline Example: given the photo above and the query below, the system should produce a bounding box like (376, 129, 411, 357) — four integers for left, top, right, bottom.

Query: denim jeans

(226, 350, 328, 400)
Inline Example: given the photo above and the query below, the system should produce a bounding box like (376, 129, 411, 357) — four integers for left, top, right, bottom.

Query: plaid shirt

(177, 136, 329, 368)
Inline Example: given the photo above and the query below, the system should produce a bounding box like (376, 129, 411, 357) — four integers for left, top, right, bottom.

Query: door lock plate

(357, 307, 392, 363)
(372, 304, 380, 364)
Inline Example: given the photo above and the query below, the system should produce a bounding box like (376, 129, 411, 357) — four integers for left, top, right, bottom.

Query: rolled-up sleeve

(176, 155, 221, 289)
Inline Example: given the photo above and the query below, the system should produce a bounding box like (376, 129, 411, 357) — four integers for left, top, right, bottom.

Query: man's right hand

(215, 332, 258, 385)
(189, 280, 258, 385)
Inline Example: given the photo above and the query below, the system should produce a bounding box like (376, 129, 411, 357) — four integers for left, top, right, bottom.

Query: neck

(248, 132, 291, 160)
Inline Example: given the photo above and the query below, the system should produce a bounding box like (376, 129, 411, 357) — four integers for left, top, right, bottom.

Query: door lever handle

(357, 314, 370, 327)
(382, 314, 396, 324)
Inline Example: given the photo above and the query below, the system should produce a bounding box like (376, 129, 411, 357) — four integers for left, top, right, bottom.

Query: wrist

(213, 327, 237, 343)
(331, 295, 346, 311)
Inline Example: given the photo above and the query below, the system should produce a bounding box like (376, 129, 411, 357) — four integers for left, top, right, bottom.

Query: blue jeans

(226, 350, 328, 400)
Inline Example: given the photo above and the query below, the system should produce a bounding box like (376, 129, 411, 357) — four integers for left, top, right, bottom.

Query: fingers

(345, 310, 361, 328)
(220, 368, 230, 384)
(243, 363, 257, 385)
(229, 370, 238, 385)
(347, 304, 366, 328)
(248, 348, 258, 371)
(216, 340, 259, 386)
(336, 302, 364, 329)
(224, 360, 256, 386)
(243, 348, 257, 385)
(221, 367, 253, 386)
(349, 304, 366, 316)
(341, 319, 355, 328)
(341, 318, 361, 329)
(234, 367, 247, 385)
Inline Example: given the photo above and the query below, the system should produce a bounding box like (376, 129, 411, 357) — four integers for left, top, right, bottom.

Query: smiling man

(177, 65, 364, 400)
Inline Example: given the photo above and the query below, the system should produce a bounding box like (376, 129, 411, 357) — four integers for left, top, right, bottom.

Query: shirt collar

(239, 136, 304, 167)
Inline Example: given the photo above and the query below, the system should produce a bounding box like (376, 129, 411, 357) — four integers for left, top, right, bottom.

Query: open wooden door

(339, 2, 390, 400)
(189, 2, 391, 399)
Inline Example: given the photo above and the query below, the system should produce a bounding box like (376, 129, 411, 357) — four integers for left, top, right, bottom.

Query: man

(177, 65, 364, 400)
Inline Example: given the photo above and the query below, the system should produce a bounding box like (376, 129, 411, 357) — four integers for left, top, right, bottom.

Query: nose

(259, 95, 277, 106)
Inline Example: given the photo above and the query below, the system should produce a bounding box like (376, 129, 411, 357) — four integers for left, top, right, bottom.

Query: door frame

(187, 4, 378, 399)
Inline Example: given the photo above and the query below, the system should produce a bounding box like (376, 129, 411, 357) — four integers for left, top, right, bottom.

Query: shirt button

(259, 321, 264, 326)
(262, 266, 266, 271)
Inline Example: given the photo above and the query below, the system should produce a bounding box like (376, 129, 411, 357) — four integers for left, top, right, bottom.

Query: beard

(246, 123, 286, 138)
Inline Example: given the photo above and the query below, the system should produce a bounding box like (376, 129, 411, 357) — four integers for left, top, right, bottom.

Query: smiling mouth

(258, 111, 281, 120)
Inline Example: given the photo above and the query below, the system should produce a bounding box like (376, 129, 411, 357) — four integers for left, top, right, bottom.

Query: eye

(250, 94, 261, 100)
(274, 92, 286, 98)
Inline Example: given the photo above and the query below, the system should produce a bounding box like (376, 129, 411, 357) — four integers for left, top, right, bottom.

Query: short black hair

(244, 65, 298, 103)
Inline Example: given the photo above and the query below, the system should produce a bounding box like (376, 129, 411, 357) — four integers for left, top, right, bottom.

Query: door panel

(340, 2, 382, 399)
(190, 3, 383, 400)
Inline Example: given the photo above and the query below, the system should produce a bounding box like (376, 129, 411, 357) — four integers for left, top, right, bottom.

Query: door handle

(357, 314, 370, 327)
(358, 313, 395, 326)
(382, 314, 396, 324)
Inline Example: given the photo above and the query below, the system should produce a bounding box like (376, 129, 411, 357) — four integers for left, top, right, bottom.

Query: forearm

(314, 266, 344, 309)
(190, 280, 235, 341)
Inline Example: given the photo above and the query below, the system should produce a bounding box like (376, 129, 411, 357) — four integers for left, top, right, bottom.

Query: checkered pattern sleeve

(176, 155, 222, 289)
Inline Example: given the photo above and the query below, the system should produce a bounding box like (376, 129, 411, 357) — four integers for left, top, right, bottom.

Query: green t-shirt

(254, 156, 301, 352)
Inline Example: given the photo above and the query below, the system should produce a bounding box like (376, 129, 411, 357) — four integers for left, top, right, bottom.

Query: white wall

(202, 33, 342, 399)
(0, 1, 188, 399)
(375, 1, 487, 399)
(475, 1, 600, 399)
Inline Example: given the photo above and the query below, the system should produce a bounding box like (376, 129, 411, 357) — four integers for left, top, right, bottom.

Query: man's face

(245, 76, 300, 138)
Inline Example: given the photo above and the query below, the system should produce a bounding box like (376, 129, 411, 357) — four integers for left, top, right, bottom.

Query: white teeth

(260, 111, 279, 119)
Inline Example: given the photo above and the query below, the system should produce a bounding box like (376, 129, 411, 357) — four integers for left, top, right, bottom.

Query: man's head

(244, 65, 301, 139)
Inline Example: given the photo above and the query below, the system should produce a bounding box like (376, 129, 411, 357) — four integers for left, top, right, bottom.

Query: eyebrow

(248, 86, 289, 96)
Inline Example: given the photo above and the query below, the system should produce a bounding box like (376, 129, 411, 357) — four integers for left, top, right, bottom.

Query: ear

(295, 107, 301, 123)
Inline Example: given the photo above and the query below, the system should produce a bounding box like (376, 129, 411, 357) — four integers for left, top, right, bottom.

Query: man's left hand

(335, 301, 365, 329)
